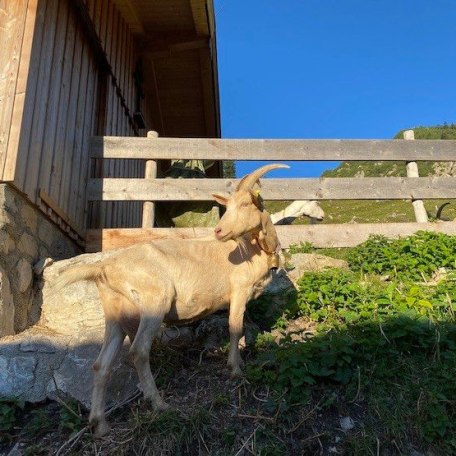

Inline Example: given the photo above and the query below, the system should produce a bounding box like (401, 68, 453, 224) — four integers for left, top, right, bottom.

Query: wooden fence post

(404, 129, 428, 223)
(142, 130, 158, 227)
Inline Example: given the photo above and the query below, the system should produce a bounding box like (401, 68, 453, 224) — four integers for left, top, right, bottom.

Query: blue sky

(214, 0, 456, 177)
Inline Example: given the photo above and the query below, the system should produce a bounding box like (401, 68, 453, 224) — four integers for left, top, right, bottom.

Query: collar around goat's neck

(251, 232, 280, 271)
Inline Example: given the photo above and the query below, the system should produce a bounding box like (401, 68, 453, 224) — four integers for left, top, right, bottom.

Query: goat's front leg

(227, 290, 250, 377)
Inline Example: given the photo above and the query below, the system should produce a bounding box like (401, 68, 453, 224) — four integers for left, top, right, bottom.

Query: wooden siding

(0, 0, 38, 181)
(8, 0, 146, 234)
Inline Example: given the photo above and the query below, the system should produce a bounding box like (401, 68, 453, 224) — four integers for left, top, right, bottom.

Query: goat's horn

(236, 164, 290, 191)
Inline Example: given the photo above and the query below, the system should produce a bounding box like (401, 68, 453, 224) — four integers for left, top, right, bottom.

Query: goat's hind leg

(130, 314, 169, 411)
(90, 319, 126, 437)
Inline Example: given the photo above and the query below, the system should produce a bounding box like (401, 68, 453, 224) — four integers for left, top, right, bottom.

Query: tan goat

(54, 163, 287, 437)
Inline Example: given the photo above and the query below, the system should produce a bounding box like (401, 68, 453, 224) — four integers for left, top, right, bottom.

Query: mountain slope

(323, 124, 456, 178)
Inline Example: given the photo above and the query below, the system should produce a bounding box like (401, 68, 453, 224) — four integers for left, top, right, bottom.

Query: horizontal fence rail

(85, 223, 456, 252)
(87, 134, 456, 252)
(91, 137, 456, 161)
(87, 176, 456, 201)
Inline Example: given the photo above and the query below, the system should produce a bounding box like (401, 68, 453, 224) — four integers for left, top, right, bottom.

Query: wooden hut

(0, 0, 220, 335)
(1, 0, 220, 236)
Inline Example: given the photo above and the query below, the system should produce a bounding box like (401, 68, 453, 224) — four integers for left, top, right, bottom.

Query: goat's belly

(164, 291, 228, 325)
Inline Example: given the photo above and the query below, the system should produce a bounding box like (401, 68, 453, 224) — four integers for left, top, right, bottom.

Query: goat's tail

(52, 263, 103, 292)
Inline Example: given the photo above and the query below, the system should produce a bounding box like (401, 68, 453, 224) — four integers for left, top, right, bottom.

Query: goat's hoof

(230, 367, 243, 378)
(144, 394, 170, 412)
(91, 419, 111, 438)
(153, 398, 170, 411)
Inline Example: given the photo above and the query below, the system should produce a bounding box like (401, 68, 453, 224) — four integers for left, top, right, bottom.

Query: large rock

(264, 253, 349, 295)
(286, 253, 349, 282)
(0, 327, 137, 408)
(0, 250, 210, 406)
(0, 248, 348, 407)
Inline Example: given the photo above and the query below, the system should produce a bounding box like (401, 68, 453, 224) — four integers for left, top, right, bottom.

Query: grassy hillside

(266, 198, 456, 225)
(266, 125, 456, 224)
(323, 124, 456, 179)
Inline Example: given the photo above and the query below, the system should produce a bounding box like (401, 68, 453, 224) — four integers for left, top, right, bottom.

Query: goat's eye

(240, 202, 250, 208)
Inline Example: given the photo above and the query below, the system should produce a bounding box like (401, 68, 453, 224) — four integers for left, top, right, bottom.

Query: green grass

(266, 199, 456, 225)
(247, 232, 456, 454)
(3, 232, 456, 455)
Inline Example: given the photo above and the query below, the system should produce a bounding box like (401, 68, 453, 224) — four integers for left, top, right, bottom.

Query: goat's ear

(259, 211, 280, 253)
(260, 211, 269, 236)
(249, 189, 264, 211)
(212, 193, 229, 206)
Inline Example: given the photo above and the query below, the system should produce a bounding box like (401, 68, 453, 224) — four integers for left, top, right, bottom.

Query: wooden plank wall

(84, 0, 146, 229)
(9, 0, 146, 235)
(0, 0, 37, 181)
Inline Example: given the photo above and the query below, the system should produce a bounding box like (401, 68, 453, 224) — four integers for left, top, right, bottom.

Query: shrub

(347, 232, 456, 281)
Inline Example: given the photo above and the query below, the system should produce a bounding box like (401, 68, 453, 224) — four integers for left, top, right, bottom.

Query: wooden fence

(86, 133, 456, 252)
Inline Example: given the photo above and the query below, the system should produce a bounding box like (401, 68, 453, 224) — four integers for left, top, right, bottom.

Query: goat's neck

(237, 233, 280, 271)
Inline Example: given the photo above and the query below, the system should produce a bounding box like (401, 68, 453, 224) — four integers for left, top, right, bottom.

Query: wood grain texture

(87, 176, 456, 201)
(3, 0, 39, 182)
(0, 0, 29, 179)
(404, 129, 429, 223)
(91, 137, 456, 161)
(85, 222, 456, 252)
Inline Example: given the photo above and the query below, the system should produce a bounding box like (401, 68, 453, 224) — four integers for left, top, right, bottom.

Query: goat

(54, 164, 288, 437)
(270, 200, 325, 225)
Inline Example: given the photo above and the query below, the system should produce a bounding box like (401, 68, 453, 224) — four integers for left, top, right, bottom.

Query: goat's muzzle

(214, 227, 232, 241)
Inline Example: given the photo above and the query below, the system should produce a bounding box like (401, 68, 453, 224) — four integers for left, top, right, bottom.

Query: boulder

(0, 248, 348, 407)
(286, 253, 349, 283)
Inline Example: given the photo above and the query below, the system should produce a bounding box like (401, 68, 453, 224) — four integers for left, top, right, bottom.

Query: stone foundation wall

(0, 184, 80, 336)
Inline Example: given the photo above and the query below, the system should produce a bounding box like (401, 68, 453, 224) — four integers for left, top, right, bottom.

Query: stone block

(17, 232, 39, 260)
(16, 259, 33, 293)
(21, 203, 38, 232)
(38, 218, 56, 249)
(0, 230, 15, 255)
(0, 267, 14, 337)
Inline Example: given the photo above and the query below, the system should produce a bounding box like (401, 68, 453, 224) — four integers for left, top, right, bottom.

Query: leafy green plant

(347, 232, 456, 281)
(0, 398, 24, 433)
(287, 241, 314, 254)
(23, 408, 53, 438)
(59, 399, 84, 434)
(247, 232, 456, 452)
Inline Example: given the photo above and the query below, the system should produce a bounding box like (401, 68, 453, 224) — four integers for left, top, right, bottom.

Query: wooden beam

(199, 46, 216, 137)
(142, 131, 158, 227)
(85, 222, 456, 252)
(90, 137, 456, 161)
(404, 129, 429, 223)
(111, 0, 144, 35)
(145, 38, 209, 60)
(190, 0, 210, 36)
(87, 176, 456, 201)
(142, 57, 165, 134)
(39, 190, 85, 242)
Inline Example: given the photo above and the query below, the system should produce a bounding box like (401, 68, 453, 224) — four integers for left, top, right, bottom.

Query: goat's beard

(235, 236, 250, 260)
